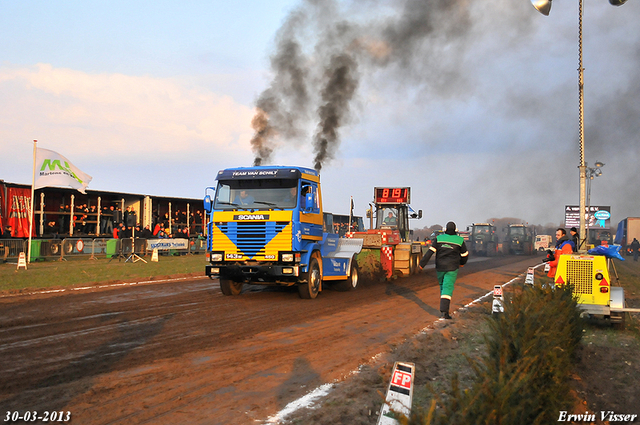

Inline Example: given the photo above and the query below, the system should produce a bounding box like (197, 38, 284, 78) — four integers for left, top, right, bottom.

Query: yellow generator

(554, 254, 627, 327)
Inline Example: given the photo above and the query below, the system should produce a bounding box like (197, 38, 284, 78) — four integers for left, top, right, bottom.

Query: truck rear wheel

(334, 256, 359, 291)
(220, 277, 243, 296)
(299, 256, 321, 299)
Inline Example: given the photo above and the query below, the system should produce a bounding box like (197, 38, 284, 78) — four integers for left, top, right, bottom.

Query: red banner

(7, 187, 35, 238)
(0, 185, 5, 231)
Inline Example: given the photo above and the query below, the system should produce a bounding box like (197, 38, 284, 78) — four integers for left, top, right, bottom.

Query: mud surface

(0, 255, 541, 424)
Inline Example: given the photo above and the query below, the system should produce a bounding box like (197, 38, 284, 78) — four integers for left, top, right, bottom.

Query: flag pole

(349, 196, 353, 233)
(27, 140, 38, 263)
(27, 140, 37, 263)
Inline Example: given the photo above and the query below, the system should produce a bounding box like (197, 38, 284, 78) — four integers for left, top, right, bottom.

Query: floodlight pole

(531, 0, 626, 252)
(577, 0, 587, 252)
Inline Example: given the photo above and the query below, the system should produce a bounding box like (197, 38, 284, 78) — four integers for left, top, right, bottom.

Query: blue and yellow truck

(203, 166, 363, 299)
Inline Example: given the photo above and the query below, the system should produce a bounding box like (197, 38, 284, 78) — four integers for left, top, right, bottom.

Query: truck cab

(203, 166, 362, 299)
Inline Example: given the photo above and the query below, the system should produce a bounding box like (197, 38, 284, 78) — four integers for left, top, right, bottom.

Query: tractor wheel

(219, 277, 243, 296)
(299, 255, 322, 299)
(334, 256, 359, 291)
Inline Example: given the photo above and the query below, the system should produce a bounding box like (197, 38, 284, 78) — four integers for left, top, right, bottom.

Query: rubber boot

(440, 298, 452, 320)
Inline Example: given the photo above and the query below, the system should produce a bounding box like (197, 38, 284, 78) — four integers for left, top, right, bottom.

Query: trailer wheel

(299, 256, 321, 299)
(334, 256, 359, 291)
(611, 312, 626, 330)
(219, 278, 243, 296)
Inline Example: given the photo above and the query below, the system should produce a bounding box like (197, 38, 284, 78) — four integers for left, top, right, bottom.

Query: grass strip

(0, 254, 207, 293)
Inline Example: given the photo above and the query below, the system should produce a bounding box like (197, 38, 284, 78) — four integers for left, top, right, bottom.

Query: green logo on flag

(40, 159, 84, 184)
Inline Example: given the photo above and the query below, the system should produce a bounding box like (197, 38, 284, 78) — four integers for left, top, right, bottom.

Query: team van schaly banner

(34, 148, 92, 194)
(7, 187, 34, 238)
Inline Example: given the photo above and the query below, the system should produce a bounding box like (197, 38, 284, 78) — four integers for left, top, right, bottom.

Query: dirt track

(0, 255, 540, 424)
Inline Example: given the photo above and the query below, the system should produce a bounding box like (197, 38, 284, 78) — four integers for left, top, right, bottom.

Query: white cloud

(0, 63, 255, 172)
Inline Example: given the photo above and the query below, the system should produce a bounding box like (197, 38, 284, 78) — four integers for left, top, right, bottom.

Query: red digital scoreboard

(374, 187, 410, 204)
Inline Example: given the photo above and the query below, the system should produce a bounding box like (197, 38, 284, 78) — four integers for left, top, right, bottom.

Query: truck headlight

(210, 252, 223, 262)
(281, 253, 294, 262)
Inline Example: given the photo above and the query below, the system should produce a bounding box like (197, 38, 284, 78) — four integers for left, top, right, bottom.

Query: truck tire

(334, 256, 359, 291)
(220, 277, 243, 296)
(299, 255, 322, 299)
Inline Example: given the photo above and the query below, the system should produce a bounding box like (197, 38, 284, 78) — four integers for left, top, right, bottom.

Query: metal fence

(0, 237, 206, 262)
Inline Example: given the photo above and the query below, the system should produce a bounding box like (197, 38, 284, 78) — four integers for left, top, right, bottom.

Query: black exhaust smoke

(249, 0, 478, 171)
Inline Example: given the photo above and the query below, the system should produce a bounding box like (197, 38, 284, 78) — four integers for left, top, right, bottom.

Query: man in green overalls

(419, 221, 469, 319)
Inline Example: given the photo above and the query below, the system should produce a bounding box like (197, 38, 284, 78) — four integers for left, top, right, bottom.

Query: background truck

(502, 223, 533, 255)
(467, 223, 498, 256)
(587, 230, 613, 248)
(203, 166, 362, 299)
(614, 217, 640, 256)
(346, 187, 423, 278)
(534, 234, 553, 252)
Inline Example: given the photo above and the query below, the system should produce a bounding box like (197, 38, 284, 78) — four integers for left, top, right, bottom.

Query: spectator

(569, 227, 579, 252)
(140, 225, 153, 239)
(125, 206, 137, 228)
(544, 228, 576, 279)
(2, 225, 12, 238)
(630, 238, 640, 262)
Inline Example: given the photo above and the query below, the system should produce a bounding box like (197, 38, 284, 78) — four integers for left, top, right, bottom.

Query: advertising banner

(7, 187, 35, 238)
(0, 184, 5, 231)
(146, 238, 189, 250)
(564, 205, 611, 230)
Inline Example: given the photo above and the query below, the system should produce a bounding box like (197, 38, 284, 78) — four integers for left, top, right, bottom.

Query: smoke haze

(248, 0, 639, 227)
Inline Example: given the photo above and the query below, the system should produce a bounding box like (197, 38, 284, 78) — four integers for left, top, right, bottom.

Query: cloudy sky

(1, 0, 638, 229)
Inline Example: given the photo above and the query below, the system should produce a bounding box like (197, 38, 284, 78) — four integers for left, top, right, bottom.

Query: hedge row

(412, 285, 583, 425)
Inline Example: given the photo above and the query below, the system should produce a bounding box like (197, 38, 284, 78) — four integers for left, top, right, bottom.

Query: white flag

(34, 148, 93, 194)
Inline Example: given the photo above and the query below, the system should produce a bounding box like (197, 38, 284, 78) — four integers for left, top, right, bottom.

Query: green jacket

(420, 233, 469, 272)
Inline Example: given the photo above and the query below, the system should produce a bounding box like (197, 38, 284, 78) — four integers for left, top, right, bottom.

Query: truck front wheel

(299, 256, 321, 299)
(220, 277, 243, 296)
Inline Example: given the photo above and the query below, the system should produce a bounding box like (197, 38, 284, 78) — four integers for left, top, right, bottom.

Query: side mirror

(304, 192, 314, 212)
(203, 195, 213, 213)
(418, 210, 422, 219)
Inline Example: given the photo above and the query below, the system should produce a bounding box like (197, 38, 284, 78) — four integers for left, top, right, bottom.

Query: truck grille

(566, 259, 593, 295)
(217, 221, 289, 258)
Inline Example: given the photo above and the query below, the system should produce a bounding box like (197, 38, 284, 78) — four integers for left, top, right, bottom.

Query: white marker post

(525, 267, 535, 286)
(377, 362, 415, 425)
(492, 285, 504, 314)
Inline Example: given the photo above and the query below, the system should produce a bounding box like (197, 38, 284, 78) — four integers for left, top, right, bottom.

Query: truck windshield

(214, 179, 298, 210)
(510, 227, 525, 236)
(474, 226, 491, 234)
